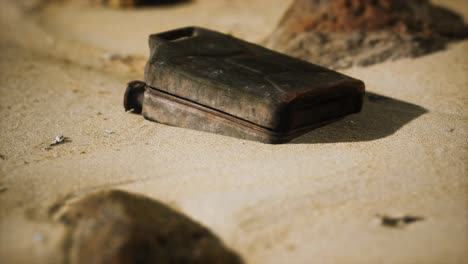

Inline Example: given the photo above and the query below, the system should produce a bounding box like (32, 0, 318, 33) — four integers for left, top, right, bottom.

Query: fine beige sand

(0, 0, 467, 263)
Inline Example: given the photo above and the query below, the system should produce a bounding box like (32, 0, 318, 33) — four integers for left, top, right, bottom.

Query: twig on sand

(376, 214, 424, 228)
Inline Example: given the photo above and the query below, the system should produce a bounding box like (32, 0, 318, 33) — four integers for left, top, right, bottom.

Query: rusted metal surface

(125, 27, 365, 144)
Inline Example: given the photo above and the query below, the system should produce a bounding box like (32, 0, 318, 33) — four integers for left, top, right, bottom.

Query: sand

(0, 0, 467, 263)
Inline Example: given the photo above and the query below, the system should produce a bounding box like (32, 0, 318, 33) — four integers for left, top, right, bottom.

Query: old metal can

(124, 27, 365, 144)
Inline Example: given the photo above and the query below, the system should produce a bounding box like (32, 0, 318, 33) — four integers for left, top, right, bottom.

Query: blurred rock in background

(266, 0, 468, 69)
(55, 190, 243, 264)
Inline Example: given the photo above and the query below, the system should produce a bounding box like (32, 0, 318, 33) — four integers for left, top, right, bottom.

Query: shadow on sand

(291, 92, 428, 144)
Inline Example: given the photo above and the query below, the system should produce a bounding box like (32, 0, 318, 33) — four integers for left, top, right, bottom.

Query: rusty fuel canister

(124, 27, 365, 144)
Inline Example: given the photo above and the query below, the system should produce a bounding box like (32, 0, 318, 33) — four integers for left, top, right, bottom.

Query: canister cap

(124, 81, 146, 113)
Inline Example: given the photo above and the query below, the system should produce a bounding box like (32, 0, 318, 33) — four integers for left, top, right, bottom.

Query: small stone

(50, 135, 68, 146)
(33, 233, 45, 243)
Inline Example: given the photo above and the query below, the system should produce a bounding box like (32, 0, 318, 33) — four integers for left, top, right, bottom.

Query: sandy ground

(0, 0, 467, 263)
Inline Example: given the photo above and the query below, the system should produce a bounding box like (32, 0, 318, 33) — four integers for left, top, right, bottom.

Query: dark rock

(266, 0, 468, 69)
(56, 190, 242, 264)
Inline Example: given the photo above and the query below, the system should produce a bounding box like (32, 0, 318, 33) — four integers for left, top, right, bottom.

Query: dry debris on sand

(376, 214, 425, 228)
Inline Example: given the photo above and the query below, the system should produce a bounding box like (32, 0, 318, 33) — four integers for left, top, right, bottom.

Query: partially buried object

(124, 27, 365, 144)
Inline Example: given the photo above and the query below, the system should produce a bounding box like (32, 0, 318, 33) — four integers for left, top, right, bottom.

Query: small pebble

(50, 135, 66, 146)
(33, 233, 45, 243)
